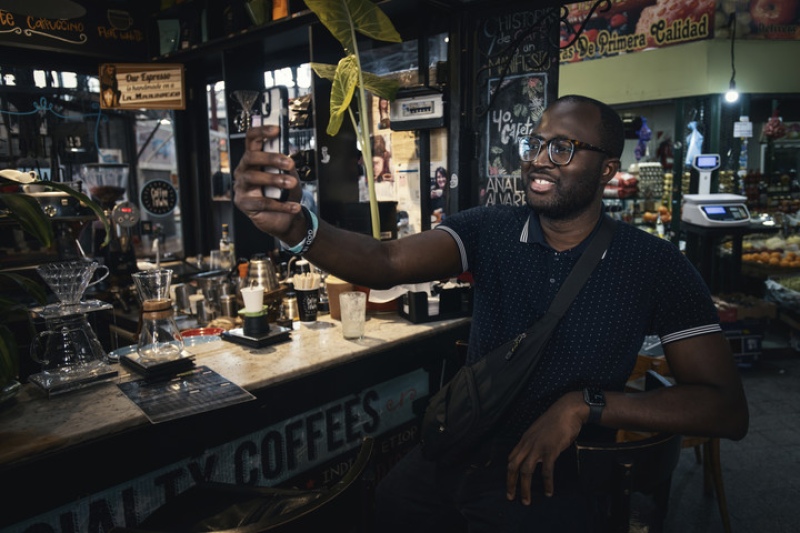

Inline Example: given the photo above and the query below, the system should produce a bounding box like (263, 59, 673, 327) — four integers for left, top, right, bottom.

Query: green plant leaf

(304, 0, 401, 53)
(361, 71, 399, 101)
(42, 181, 111, 248)
(0, 325, 20, 384)
(0, 272, 47, 307)
(309, 62, 338, 82)
(0, 192, 54, 246)
(312, 62, 398, 102)
(327, 55, 360, 137)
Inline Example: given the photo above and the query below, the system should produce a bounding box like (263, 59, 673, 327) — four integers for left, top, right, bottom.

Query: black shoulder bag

(420, 216, 616, 464)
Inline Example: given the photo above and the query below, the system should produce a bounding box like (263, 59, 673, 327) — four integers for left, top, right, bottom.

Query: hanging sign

(99, 63, 186, 110)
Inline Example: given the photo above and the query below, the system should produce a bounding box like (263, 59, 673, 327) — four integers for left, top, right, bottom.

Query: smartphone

(259, 85, 290, 201)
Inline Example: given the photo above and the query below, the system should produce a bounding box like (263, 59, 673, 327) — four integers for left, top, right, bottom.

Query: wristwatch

(583, 388, 605, 424)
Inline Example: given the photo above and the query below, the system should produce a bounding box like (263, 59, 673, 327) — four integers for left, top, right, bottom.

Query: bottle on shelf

(220, 223, 234, 269)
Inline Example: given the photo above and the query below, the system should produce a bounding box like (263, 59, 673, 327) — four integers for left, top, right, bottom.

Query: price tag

(734, 121, 753, 138)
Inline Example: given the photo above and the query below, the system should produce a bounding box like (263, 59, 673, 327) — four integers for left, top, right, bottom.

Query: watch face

(140, 179, 178, 216)
(585, 389, 605, 406)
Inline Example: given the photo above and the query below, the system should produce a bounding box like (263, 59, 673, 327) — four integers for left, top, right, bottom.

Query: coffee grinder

(80, 163, 140, 289)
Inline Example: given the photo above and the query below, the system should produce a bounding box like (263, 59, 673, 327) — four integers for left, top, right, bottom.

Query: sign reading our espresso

(99, 63, 186, 110)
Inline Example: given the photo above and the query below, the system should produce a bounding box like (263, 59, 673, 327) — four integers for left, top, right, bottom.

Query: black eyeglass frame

(518, 136, 613, 166)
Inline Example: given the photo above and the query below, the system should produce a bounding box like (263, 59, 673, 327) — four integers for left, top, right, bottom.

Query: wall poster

(474, 7, 560, 207)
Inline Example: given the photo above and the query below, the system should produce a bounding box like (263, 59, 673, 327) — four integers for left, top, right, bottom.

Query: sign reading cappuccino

(99, 63, 185, 110)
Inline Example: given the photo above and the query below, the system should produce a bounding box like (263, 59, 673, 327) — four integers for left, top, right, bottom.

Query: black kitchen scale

(221, 325, 291, 348)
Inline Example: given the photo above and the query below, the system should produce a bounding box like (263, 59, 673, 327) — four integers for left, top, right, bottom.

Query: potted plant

(303, 0, 401, 239)
(0, 169, 109, 401)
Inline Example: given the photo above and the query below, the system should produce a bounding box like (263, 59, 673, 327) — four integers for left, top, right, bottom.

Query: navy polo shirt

(436, 204, 720, 438)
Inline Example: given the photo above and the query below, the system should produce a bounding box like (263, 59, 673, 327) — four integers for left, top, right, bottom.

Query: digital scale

(682, 194, 751, 227)
(681, 154, 751, 227)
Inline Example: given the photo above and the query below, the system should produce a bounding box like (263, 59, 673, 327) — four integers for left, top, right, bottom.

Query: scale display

(693, 154, 720, 171)
(691, 153, 720, 195)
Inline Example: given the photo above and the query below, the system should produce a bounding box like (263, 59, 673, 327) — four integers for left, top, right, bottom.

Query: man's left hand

(506, 391, 585, 505)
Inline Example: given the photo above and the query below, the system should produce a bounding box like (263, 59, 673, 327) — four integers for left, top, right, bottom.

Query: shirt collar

(520, 207, 607, 254)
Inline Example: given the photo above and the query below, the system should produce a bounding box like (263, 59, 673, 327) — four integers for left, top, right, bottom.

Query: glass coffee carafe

(132, 269, 184, 361)
(29, 260, 117, 395)
(31, 314, 107, 374)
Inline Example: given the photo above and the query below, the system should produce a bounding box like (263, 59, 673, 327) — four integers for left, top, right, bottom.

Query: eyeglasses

(518, 137, 612, 166)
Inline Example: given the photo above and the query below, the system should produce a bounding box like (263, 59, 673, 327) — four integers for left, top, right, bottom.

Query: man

(233, 95, 748, 532)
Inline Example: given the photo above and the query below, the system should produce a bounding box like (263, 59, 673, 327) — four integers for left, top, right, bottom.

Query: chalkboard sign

(99, 63, 186, 110)
(0, 5, 148, 60)
(474, 7, 560, 207)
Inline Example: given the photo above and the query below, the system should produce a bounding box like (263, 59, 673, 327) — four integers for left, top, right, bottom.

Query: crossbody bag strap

(536, 215, 616, 323)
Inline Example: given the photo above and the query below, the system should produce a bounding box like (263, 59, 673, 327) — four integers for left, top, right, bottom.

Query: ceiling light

(724, 14, 739, 105)
(725, 80, 739, 103)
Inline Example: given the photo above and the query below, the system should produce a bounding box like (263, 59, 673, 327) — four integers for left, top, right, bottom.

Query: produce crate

(721, 321, 763, 368)
(764, 276, 800, 314)
(713, 294, 776, 322)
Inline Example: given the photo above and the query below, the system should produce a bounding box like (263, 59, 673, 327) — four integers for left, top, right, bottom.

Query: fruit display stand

(714, 294, 777, 367)
(764, 276, 800, 351)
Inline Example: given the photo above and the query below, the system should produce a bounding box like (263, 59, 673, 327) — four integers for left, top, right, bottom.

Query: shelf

(151, 9, 314, 64)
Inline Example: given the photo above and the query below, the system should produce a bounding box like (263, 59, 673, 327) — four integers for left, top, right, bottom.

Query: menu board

(99, 63, 186, 110)
(474, 7, 560, 207)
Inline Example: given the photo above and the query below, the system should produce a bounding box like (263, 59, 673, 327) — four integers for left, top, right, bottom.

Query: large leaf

(362, 72, 399, 101)
(311, 62, 399, 136)
(0, 192, 54, 246)
(305, 0, 401, 53)
(313, 62, 398, 101)
(327, 55, 360, 136)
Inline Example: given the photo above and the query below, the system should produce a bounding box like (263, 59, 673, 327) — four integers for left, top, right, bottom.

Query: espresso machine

(80, 163, 140, 290)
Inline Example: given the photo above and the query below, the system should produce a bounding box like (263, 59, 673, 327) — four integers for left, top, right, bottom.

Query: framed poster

(99, 63, 185, 110)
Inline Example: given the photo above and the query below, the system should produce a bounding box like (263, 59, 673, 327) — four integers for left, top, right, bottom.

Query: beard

(524, 164, 605, 221)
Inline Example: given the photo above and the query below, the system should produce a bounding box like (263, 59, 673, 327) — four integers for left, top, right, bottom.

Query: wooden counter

(0, 313, 471, 532)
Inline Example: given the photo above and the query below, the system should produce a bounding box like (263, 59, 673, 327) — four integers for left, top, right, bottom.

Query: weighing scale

(681, 154, 751, 228)
(682, 194, 751, 227)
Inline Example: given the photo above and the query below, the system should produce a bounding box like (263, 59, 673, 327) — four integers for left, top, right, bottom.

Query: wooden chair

(576, 430, 682, 532)
(680, 435, 732, 533)
(111, 437, 375, 533)
(628, 354, 732, 533)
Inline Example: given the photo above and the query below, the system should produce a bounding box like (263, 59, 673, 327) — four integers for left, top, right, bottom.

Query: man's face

(521, 101, 613, 220)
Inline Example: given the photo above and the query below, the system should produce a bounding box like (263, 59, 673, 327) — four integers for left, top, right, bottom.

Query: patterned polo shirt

(436, 204, 720, 438)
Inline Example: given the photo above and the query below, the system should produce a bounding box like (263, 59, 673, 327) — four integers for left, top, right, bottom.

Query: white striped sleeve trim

(660, 324, 722, 345)
(435, 226, 469, 273)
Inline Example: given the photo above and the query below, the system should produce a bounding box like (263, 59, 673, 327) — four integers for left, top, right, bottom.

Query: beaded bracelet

(285, 206, 318, 256)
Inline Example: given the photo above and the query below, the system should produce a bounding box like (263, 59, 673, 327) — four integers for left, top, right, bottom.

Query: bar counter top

(0, 313, 470, 470)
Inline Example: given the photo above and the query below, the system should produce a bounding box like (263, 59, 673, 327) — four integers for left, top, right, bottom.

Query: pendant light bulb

(725, 79, 739, 103)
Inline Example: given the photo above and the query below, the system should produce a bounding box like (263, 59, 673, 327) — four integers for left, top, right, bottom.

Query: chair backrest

(575, 369, 682, 532)
(575, 431, 682, 532)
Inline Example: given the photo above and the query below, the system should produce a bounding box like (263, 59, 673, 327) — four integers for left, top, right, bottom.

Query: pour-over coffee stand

(28, 260, 118, 396)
